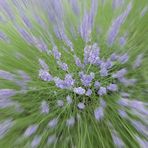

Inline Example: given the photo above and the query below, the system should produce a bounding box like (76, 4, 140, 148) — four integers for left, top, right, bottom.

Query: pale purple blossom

(133, 54, 143, 69)
(98, 87, 107, 96)
(48, 118, 58, 128)
(118, 53, 129, 64)
(100, 98, 106, 108)
(74, 55, 84, 68)
(34, 38, 48, 52)
(112, 68, 127, 78)
(94, 81, 100, 89)
(100, 68, 108, 77)
(77, 102, 85, 110)
(31, 135, 42, 147)
(94, 107, 104, 121)
(107, 84, 118, 91)
(112, 0, 124, 9)
(39, 59, 49, 71)
(69, 0, 80, 15)
(17, 28, 34, 44)
(118, 110, 127, 118)
(57, 61, 68, 71)
(111, 131, 124, 147)
(40, 100, 49, 114)
(66, 116, 75, 127)
(0, 89, 16, 98)
(54, 75, 75, 89)
(110, 53, 119, 61)
(73, 87, 86, 95)
(66, 95, 72, 104)
(24, 124, 38, 137)
(21, 13, 32, 29)
(107, 2, 132, 45)
(64, 74, 75, 88)
(0, 118, 14, 139)
(120, 92, 130, 98)
(39, 69, 52, 81)
(118, 98, 129, 106)
(86, 89, 92, 96)
(52, 47, 61, 60)
(119, 78, 137, 86)
(80, 72, 95, 86)
(119, 36, 126, 46)
(0, 31, 10, 42)
(135, 136, 148, 148)
(130, 120, 148, 137)
(140, 6, 148, 17)
(88, 43, 100, 64)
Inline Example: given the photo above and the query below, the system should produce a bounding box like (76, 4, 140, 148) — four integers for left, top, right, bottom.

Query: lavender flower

(24, 124, 38, 137)
(66, 95, 72, 104)
(77, 102, 85, 110)
(100, 68, 108, 77)
(133, 54, 143, 69)
(52, 47, 61, 60)
(94, 81, 100, 89)
(73, 87, 86, 95)
(0, 1, 147, 147)
(86, 89, 92, 96)
(80, 72, 95, 86)
(0, 89, 16, 98)
(100, 98, 106, 108)
(31, 135, 42, 147)
(119, 36, 126, 46)
(107, 84, 118, 91)
(40, 100, 49, 114)
(0, 118, 14, 139)
(66, 116, 75, 127)
(94, 107, 104, 121)
(74, 55, 84, 68)
(112, 68, 127, 79)
(57, 61, 68, 71)
(118, 53, 129, 64)
(107, 2, 132, 45)
(39, 59, 49, 71)
(39, 69, 52, 82)
(48, 118, 58, 128)
(111, 131, 124, 147)
(118, 110, 127, 118)
(98, 87, 107, 96)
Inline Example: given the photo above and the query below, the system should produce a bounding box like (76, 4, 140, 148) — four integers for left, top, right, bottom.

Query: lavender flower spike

(0, 70, 14, 81)
(107, 2, 132, 45)
(77, 102, 85, 110)
(73, 87, 86, 95)
(66, 116, 75, 127)
(107, 84, 118, 91)
(98, 87, 107, 96)
(24, 124, 38, 137)
(66, 95, 73, 104)
(0, 89, 16, 98)
(133, 54, 143, 69)
(40, 100, 49, 114)
(48, 118, 58, 128)
(31, 135, 42, 147)
(39, 69, 52, 82)
(94, 107, 104, 121)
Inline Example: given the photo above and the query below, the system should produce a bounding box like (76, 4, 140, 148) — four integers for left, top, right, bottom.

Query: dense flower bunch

(0, 0, 148, 147)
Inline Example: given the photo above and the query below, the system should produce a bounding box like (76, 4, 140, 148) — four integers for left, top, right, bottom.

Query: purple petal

(77, 102, 85, 110)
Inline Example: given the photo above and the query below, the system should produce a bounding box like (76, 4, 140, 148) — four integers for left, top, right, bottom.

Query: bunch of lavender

(0, 0, 148, 147)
